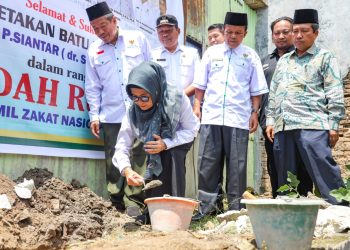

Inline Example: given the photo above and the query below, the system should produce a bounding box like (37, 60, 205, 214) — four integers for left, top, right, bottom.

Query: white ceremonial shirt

(85, 28, 151, 123)
(151, 45, 200, 92)
(112, 93, 200, 173)
(193, 43, 268, 130)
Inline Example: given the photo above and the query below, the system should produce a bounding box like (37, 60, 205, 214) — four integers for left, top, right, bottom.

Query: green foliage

(330, 164, 350, 202)
(189, 215, 220, 231)
(277, 171, 301, 198)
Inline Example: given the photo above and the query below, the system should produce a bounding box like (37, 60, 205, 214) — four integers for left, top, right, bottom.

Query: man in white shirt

(205, 22, 226, 213)
(152, 14, 200, 99)
(192, 12, 268, 220)
(85, 1, 151, 216)
(207, 23, 225, 46)
(151, 14, 200, 198)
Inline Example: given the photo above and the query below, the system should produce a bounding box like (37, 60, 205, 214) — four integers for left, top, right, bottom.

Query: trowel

(142, 180, 163, 191)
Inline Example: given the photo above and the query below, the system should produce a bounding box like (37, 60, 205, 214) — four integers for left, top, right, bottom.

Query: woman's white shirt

(112, 93, 199, 173)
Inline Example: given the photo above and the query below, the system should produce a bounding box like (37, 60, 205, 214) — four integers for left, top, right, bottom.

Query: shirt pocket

(124, 48, 143, 68)
(233, 59, 250, 82)
(94, 56, 112, 77)
(210, 60, 224, 71)
(180, 57, 193, 78)
(95, 56, 112, 65)
(303, 64, 321, 87)
(210, 60, 225, 81)
(124, 47, 142, 58)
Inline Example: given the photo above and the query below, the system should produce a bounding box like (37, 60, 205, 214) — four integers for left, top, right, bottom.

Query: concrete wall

(206, 0, 258, 49)
(256, 0, 350, 194)
(256, 0, 350, 77)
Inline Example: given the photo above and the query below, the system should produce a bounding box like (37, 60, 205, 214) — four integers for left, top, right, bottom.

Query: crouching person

(112, 61, 200, 223)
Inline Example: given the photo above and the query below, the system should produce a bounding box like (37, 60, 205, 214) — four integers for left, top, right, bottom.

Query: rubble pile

(0, 169, 128, 249)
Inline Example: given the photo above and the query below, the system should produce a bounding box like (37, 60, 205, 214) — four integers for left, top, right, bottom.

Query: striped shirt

(266, 43, 345, 133)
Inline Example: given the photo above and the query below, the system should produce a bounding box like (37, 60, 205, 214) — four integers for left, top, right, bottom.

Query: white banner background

(0, 0, 184, 159)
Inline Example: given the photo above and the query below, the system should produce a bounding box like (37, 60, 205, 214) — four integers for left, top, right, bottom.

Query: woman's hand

(144, 134, 167, 154)
(123, 167, 144, 186)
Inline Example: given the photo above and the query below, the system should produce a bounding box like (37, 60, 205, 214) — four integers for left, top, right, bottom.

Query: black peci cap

(293, 9, 319, 24)
(86, 2, 112, 21)
(224, 12, 248, 26)
(156, 14, 178, 28)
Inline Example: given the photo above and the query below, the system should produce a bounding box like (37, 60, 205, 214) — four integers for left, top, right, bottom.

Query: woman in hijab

(112, 61, 199, 203)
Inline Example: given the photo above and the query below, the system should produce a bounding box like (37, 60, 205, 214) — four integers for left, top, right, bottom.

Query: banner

(0, 0, 184, 159)
(108, 0, 185, 45)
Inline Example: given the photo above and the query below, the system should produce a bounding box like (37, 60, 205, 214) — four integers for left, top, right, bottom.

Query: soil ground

(0, 169, 255, 250)
(0, 168, 348, 250)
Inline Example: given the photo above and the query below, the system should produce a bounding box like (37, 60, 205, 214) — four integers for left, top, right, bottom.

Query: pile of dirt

(14, 168, 53, 188)
(0, 168, 257, 250)
(0, 169, 131, 249)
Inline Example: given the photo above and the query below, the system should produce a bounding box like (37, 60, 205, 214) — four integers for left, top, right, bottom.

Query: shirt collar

(271, 46, 294, 59)
(291, 43, 317, 57)
(306, 43, 317, 54)
(100, 27, 124, 46)
(162, 44, 182, 53)
(224, 43, 244, 55)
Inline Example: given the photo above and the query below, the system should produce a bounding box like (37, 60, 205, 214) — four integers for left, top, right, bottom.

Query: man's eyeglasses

(131, 95, 150, 102)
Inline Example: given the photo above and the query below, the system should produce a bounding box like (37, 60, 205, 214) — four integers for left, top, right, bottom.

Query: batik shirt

(266, 44, 345, 133)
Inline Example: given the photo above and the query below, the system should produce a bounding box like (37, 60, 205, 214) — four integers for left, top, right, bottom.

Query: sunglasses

(131, 95, 150, 102)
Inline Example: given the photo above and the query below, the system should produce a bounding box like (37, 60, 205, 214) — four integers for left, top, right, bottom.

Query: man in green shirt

(265, 9, 347, 205)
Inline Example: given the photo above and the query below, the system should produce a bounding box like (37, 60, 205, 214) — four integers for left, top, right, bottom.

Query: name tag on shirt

(212, 58, 223, 62)
(263, 63, 269, 71)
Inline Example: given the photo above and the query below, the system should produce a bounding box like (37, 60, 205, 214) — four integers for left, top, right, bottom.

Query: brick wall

(334, 70, 350, 175)
(260, 70, 350, 194)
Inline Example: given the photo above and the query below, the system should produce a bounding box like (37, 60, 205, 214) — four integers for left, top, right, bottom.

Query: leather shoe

(112, 202, 126, 213)
(135, 212, 151, 225)
(126, 206, 142, 218)
(191, 212, 206, 221)
(192, 209, 221, 221)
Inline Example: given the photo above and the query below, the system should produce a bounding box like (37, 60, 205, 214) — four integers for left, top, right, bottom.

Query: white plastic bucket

(145, 196, 198, 232)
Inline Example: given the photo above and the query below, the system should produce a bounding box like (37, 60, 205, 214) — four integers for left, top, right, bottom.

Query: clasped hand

(144, 134, 167, 154)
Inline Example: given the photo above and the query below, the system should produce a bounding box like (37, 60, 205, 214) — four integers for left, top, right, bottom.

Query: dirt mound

(1, 169, 257, 250)
(14, 168, 53, 188)
(0, 169, 131, 250)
